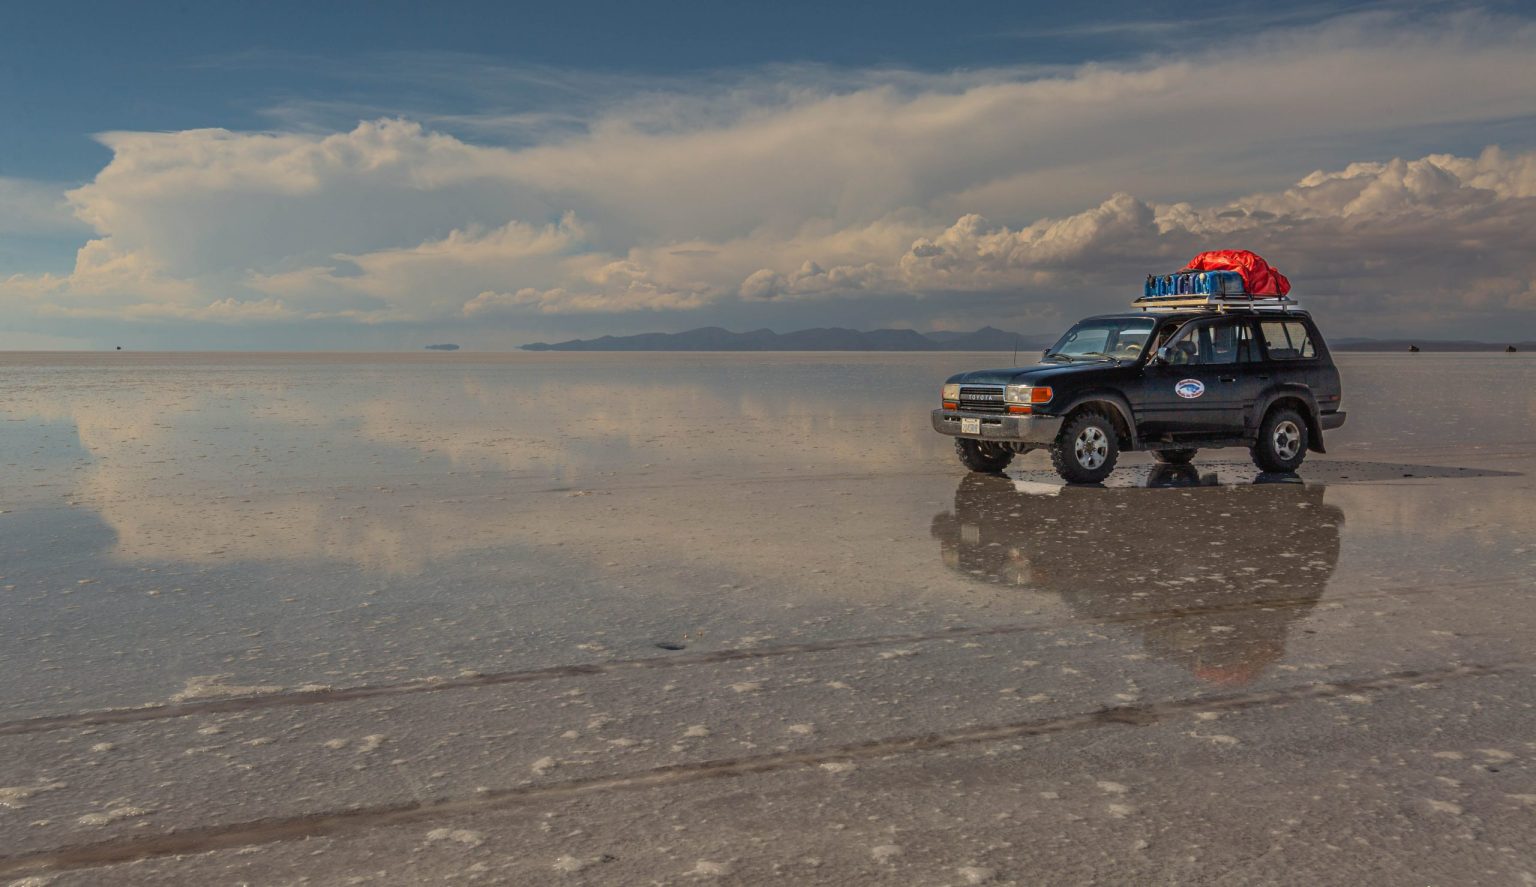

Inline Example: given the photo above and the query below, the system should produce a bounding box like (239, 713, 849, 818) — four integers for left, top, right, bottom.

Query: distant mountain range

(520, 326, 1532, 353)
(521, 326, 1054, 351)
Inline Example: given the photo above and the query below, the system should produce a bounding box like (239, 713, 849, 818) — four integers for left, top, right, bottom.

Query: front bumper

(1320, 410, 1347, 430)
(931, 409, 1064, 445)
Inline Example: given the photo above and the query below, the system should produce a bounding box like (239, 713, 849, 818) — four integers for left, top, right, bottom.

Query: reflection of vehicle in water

(930, 469, 1343, 685)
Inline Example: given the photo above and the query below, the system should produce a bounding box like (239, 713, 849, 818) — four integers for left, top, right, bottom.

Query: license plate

(960, 418, 981, 435)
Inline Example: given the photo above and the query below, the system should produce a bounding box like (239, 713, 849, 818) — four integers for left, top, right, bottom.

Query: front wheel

(1153, 448, 1198, 465)
(1252, 407, 1308, 472)
(1049, 411, 1120, 484)
(954, 438, 1014, 473)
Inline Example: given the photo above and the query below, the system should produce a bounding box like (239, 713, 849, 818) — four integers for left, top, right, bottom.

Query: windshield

(1046, 318, 1156, 361)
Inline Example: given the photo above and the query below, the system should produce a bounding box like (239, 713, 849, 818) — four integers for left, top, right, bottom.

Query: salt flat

(1, 352, 1533, 885)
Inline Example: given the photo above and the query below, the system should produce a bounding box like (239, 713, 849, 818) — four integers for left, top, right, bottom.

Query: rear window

(1259, 321, 1316, 360)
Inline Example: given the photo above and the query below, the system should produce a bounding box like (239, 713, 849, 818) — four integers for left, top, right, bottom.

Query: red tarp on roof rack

(1180, 250, 1291, 296)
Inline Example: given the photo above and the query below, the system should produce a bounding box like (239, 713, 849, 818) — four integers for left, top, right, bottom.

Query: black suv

(932, 306, 1345, 483)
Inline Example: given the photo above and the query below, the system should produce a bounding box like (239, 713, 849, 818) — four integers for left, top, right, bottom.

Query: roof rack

(1133, 292, 1300, 313)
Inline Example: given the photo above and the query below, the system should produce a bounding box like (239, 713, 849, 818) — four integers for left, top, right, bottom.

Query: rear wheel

(1252, 406, 1308, 472)
(1153, 448, 1198, 465)
(1049, 411, 1120, 484)
(954, 438, 1014, 473)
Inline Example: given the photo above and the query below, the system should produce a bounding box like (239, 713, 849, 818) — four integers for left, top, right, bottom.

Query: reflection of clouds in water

(3, 361, 948, 574)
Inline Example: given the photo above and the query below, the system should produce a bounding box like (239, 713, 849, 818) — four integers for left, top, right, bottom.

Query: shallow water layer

(1, 351, 1533, 885)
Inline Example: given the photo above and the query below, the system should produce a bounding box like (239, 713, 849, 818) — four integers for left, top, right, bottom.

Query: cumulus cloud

(1, 9, 1534, 339)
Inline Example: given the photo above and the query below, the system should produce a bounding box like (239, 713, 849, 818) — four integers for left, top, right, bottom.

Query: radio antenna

(1013, 332, 1020, 366)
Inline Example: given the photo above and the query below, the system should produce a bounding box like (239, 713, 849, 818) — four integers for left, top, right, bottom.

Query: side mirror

(1151, 346, 1173, 365)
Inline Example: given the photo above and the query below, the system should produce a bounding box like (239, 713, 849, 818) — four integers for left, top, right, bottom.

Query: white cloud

(1, 9, 1534, 338)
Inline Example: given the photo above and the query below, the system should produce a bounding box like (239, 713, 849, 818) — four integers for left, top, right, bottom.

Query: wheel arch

(1060, 391, 1136, 450)
(1252, 386, 1325, 454)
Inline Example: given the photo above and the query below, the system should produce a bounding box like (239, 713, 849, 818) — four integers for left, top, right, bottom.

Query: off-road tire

(1153, 448, 1198, 465)
(1252, 406, 1309, 473)
(1049, 411, 1120, 484)
(954, 438, 1014, 473)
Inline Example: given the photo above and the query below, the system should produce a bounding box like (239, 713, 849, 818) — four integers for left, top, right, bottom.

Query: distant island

(521, 326, 1536, 353)
(424, 343, 461, 351)
(522, 326, 1053, 352)
(1332, 338, 1535, 352)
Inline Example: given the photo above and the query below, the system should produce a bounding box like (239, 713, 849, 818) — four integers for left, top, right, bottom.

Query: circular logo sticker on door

(1175, 379, 1206, 399)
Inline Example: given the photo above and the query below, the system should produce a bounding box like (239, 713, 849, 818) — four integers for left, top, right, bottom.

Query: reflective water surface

(1, 352, 1534, 884)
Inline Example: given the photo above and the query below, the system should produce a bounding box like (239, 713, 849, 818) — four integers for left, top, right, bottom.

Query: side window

(1166, 320, 1254, 365)
(1259, 321, 1316, 360)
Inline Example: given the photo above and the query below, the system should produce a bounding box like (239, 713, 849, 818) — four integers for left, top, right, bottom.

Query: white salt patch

(1107, 804, 1136, 818)
(871, 845, 903, 863)
(1506, 794, 1536, 805)
(1477, 748, 1515, 762)
(554, 855, 603, 873)
(357, 734, 386, 754)
(820, 762, 856, 774)
(561, 730, 580, 740)
(171, 675, 282, 702)
(89, 742, 115, 753)
(196, 725, 224, 736)
(683, 726, 711, 738)
(245, 737, 274, 747)
(1432, 751, 1464, 760)
(532, 756, 558, 774)
(878, 649, 917, 660)
(787, 724, 816, 735)
(687, 860, 731, 877)
(958, 866, 996, 884)
(730, 682, 763, 693)
(1426, 800, 1463, 815)
(323, 738, 349, 750)
(1189, 733, 1240, 746)
(1096, 780, 1129, 794)
(426, 828, 485, 848)
(0, 782, 66, 809)
(608, 738, 640, 748)
(77, 806, 148, 826)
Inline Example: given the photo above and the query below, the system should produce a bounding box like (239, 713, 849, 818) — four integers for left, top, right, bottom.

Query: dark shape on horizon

(1509, 345, 1518, 353)
(424, 344, 461, 351)
(1332, 337, 1536, 352)
(520, 326, 1054, 352)
(115, 346, 122, 350)
(1408, 344, 1420, 352)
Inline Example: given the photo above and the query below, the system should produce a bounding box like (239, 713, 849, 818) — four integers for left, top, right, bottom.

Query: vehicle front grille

(957, 386, 1007, 413)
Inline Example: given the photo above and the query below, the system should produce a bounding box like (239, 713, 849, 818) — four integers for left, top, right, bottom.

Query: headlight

(942, 383, 961, 400)
(1005, 385, 1053, 405)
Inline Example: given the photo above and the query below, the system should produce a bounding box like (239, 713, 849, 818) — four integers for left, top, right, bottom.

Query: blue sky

(3, 0, 1535, 348)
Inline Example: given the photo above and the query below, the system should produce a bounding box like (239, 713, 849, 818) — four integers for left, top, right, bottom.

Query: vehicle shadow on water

(930, 456, 1516, 685)
(1004, 458, 1521, 488)
(931, 467, 1348, 686)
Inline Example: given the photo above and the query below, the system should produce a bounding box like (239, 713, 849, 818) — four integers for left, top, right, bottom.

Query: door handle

(1218, 375, 1237, 383)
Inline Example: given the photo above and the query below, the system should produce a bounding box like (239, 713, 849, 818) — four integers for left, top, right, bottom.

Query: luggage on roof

(1180, 250, 1291, 296)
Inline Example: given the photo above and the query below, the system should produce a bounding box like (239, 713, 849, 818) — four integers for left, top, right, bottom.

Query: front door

(1136, 318, 1259, 435)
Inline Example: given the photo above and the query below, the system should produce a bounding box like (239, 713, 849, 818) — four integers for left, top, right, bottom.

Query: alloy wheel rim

(1273, 420, 1301, 460)
(1074, 427, 1108, 469)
